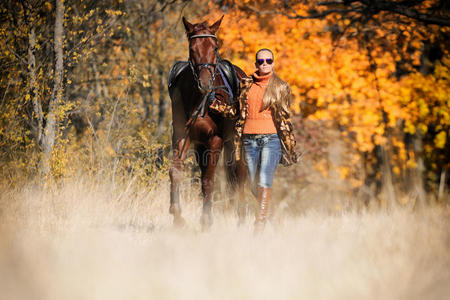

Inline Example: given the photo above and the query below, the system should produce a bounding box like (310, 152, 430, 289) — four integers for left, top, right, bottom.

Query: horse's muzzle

(198, 79, 213, 93)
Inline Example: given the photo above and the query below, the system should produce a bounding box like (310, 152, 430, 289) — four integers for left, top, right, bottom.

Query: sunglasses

(256, 58, 274, 65)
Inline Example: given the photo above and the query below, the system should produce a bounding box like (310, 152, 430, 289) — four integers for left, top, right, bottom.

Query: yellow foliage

(406, 158, 418, 169)
(339, 166, 349, 179)
(434, 131, 447, 149)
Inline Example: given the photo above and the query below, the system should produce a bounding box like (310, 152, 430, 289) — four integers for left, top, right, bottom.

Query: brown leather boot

(254, 186, 271, 233)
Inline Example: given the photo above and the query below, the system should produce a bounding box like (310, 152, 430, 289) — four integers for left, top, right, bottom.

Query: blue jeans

(242, 134, 282, 194)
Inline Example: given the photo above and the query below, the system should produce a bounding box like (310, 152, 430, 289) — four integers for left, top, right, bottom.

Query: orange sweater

(243, 71, 277, 134)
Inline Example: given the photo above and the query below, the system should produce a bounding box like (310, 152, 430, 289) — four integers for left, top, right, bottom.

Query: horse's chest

(190, 115, 219, 142)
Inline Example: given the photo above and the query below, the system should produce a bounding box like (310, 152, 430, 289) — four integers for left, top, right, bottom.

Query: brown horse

(168, 16, 247, 229)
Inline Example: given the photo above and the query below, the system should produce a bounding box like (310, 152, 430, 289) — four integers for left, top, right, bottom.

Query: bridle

(188, 34, 220, 92)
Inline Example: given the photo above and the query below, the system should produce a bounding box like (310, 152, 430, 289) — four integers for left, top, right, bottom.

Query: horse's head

(183, 16, 223, 94)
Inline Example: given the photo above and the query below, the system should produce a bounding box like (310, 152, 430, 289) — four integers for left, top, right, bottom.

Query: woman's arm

(276, 84, 298, 166)
(209, 98, 237, 118)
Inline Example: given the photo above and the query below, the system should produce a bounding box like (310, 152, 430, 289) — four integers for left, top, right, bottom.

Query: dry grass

(0, 178, 449, 300)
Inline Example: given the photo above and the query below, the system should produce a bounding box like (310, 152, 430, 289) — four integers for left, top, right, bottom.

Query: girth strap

(217, 66, 233, 104)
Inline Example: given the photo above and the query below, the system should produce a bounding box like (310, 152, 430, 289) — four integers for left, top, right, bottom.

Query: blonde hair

(255, 48, 274, 61)
(261, 73, 291, 112)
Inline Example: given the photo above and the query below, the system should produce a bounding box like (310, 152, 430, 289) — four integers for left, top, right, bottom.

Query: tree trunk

(380, 144, 397, 207)
(40, 0, 64, 179)
(143, 85, 153, 122)
(25, 3, 44, 150)
(438, 168, 447, 202)
(157, 69, 167, 137)
(379, 107, 397, 207)
(412, 134, 427, 207)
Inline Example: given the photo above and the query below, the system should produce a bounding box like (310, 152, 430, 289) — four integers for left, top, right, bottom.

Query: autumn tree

(1, 0, 213, 185)
(1, 0, 447, 205)
(0, 0, 124, 182)
(210, 0, 449, 204)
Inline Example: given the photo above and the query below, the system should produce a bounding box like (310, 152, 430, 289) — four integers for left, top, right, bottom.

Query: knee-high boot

(255, 186, 271, 232)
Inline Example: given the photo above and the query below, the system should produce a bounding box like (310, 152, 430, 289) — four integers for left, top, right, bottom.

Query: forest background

(1, 0, 449, 209)
(2, 2, 450, 298)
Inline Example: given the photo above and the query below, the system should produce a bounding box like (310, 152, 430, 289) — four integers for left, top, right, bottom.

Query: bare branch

(386, 6, 450, 26)
(243, 0, 450, 26)
(317, 1, 360, 6)
(241, 4, 355, 20)
(66, 16, 119, 59)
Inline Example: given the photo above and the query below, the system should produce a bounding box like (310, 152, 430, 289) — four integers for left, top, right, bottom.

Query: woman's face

(255, 50, 274, 75)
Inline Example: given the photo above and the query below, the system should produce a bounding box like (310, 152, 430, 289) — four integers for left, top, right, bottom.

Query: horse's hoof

(254, 218, 267, 234)
(237, 216, 246, 226)
(173, 215, 186, 228)
(200, 213, 213, 230)
(237, 206, 248, 226)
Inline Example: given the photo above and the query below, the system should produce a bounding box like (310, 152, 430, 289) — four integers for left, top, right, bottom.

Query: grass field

(1, 179, 449, 300)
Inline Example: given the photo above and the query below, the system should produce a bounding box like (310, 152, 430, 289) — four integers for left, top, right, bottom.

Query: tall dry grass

(0, 177, 449, 300)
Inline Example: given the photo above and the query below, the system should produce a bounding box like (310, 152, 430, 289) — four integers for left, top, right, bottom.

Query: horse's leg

(236, 159, 248, 225)
(169, 87, 190, 227)
(223, 140, 248, 224)
(199, 136, 223, 229)
(169, 137, 190, 227)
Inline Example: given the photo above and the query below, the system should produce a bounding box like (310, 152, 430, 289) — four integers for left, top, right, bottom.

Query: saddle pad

(168, 61, 189, 89)
(218, 60, 239, 102)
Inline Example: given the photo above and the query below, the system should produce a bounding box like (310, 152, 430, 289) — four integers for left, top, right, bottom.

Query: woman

(210, 48, 297, 230)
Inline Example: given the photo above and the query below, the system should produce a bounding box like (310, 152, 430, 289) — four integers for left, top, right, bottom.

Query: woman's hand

(209, 98, 237, 118)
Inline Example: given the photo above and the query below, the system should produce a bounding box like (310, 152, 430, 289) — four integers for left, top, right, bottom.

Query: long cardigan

(210, 72, 298, 166)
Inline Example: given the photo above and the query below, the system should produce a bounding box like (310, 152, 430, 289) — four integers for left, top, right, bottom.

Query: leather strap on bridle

(188, 34, 218, 82)
(189, 34, 217, 39)
(188, 34, 219, 92)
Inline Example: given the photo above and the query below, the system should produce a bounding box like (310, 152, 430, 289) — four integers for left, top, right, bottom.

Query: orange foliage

(203, 1, 449, 186)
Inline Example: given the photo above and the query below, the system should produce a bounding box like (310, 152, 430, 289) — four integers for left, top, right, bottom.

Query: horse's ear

(209, 15, 224, 34)
(182, 17, 194, 34)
